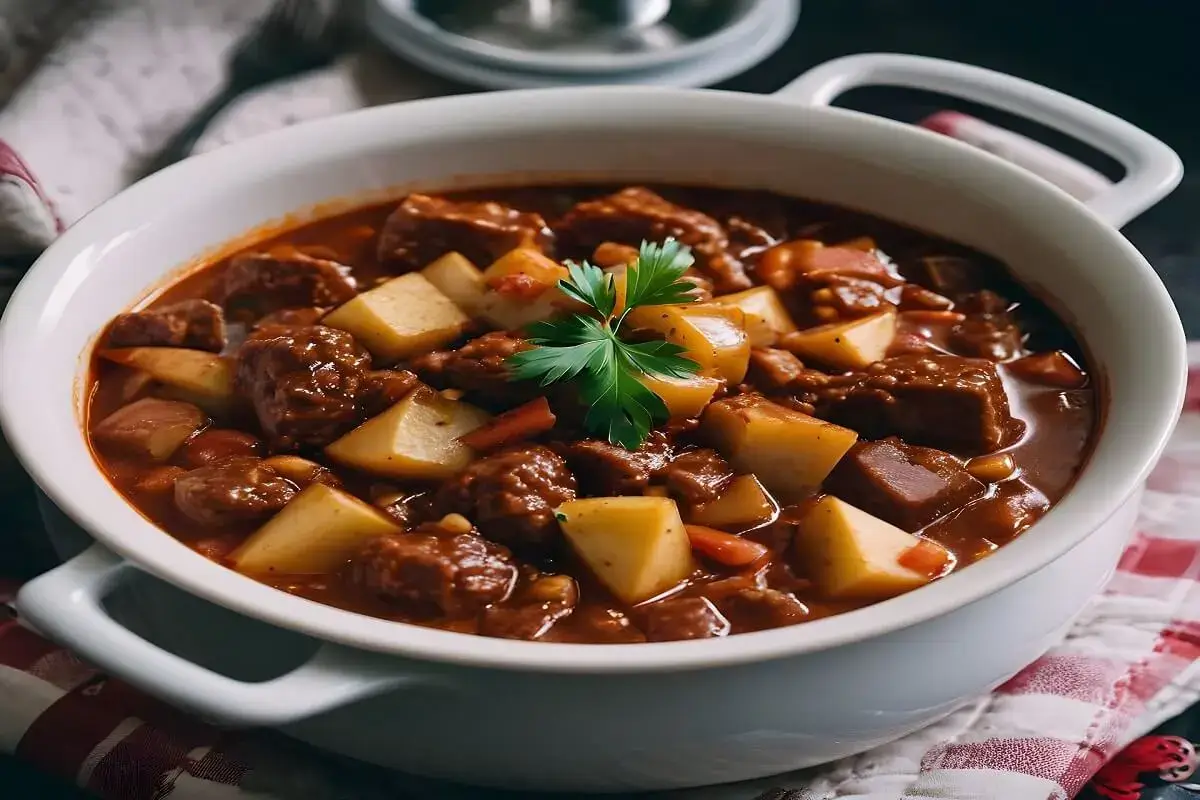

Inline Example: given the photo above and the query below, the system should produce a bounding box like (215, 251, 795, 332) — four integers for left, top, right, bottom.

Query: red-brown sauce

(86, 184, 1096, 643)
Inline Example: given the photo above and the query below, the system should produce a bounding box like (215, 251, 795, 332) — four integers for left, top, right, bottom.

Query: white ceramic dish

(366, 0, 800, 88)
(0, 54, 1185, 792)
(370, 0, 795, 75)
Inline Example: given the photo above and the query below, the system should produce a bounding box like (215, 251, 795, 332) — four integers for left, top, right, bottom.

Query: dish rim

(0, 86, 1185, 673)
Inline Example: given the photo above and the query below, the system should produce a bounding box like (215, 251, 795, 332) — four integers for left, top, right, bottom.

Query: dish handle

(776, 53, 1183, 229)
(16, 543, 431, 726)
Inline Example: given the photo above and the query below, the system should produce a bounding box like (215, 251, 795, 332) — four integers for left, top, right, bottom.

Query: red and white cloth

(1, 3, 1197, 798)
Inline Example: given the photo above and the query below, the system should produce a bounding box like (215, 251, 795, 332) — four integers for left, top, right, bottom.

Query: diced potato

(475, 249, 589, 331)
(556, 496, 696, 605)
(638, 372, 722, 419)
(324, 273, 469, 363)
(92, 397, 208, 461)
(782, 310, 897, 370)
(231, 483, 401, 575)
(689, 474, 776, 530)
(794, 496, 939, 600)
(712, 286, 798, 347)
(703, 395, 858, 501)
(111, 367, 157, 403)
(478, 287, 568, 331)
(152, 385, 235, 416)
(421, 252, 486, 314)
(627, 304, 750, 383)
(100, 347, 234, 411)
(483, 248, 568, 288)
(325, 386, 490, 480)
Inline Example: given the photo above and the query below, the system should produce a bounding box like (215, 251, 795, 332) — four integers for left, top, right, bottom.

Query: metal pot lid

(367, 0, 799, 76)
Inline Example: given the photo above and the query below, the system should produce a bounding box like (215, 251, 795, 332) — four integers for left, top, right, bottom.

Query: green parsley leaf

(579, 349, 669, 451)
(619, 338, 698, 380)
(557, 259, 617, 319)
(623, 239, 697, 309)
(505, 237, 703, 450)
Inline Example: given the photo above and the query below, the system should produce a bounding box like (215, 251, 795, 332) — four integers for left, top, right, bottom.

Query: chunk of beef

(553, 187, 751, 292)
(563, 431, 673, 496)
(680, 269, 715, 302)
(479, 574, 579, 640)
(92, 397, 208, 461)
(218, 250, 357, 320)
(958, 290, 1010, 316)
(351, 522, 518, 617)
(105, 299, 227, 352)
(662, 448, 733, 506)
(640, 597, 730, 642)
(252, 307, 327, 330)
(569, 608, 647, 643)
(726, 214, 781, 257)
(911, 255, 985, 298)
(702, 576, 809, 632)
(434, 445, 577, 551)
(723, 588, 808, 631)
(886, 329, 940, 358)
(173, 456, 296, 526)
(178, 428, 264, 468)
(371, 489, 431, 528)
(772, 242, 903, 288)
(360, 369, 420, 417)
(1007, 351, 1088, 389)
(825, 437, 986, 531)
(408, 331, 537, 410)
(924, 478, 1050, 555)
(950, 290, 1023, 361)
(376, 193, 552, 271)
(747, 347, 807, 390)
(810, 354, 1024, 455)
(809, 275, 890, 319)
(234, 325, 371, 450)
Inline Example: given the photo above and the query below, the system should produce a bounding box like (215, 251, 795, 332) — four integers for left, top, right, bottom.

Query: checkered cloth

(1, 2, 1196, 798)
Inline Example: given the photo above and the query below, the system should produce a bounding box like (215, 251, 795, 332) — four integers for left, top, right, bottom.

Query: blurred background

(0, 1, 1191, 317)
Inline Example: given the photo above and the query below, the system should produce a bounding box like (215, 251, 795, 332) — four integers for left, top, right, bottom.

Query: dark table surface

(1, 1, 1195, 796)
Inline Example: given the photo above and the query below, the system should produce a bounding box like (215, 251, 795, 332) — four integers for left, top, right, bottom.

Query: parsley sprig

(508, 239, 701, 450)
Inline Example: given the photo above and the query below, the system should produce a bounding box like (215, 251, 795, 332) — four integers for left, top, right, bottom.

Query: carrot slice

(458, 397, 556, 452)
(897, 538, 952, 578)
(684, 524, 769, 567)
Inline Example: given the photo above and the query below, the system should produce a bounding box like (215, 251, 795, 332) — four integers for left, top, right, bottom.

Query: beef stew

(85, 185, 1096, 643)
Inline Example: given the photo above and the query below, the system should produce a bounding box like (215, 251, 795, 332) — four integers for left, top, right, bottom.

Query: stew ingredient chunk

(87, 183, 1095, 644)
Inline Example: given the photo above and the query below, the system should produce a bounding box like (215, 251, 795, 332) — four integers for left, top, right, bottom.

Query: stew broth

(86, 184, 1095, 643)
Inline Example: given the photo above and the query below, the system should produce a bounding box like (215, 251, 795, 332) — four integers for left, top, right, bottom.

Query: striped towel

(1, 2, 1197, 797)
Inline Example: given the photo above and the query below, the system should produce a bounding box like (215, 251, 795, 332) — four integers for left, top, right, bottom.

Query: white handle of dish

(16, 543, 427, 726)
(776, 53, 1183, 228)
